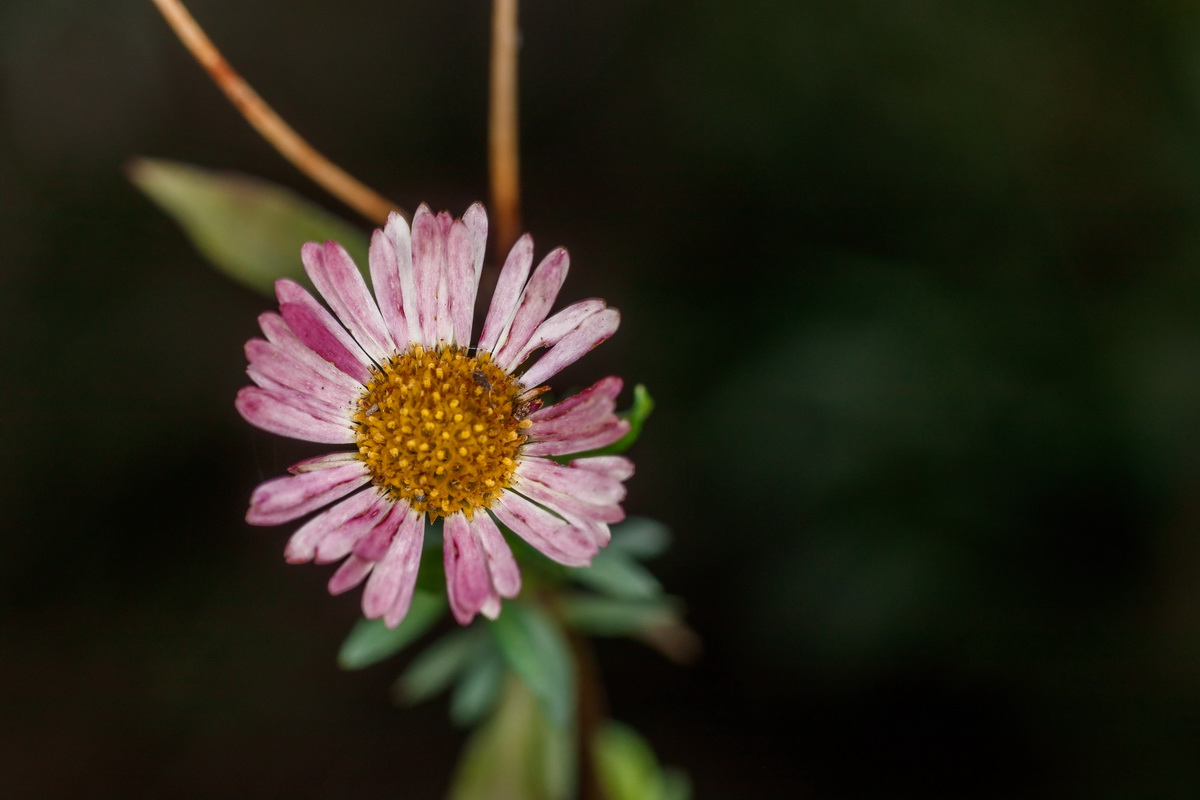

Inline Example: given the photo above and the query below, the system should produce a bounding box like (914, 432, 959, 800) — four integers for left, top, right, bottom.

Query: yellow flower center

(354, 345, 530, 520)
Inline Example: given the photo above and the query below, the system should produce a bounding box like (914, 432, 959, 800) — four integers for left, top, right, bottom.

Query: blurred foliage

(128, 158, 370, 296)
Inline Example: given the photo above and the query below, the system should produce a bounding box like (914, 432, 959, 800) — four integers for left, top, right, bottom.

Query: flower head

(236, 204, 631, 627)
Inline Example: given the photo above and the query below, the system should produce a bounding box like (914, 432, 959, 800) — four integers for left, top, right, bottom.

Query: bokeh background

(6, 0, 1200, 797)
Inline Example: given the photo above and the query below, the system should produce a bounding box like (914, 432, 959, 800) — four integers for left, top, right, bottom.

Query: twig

(489, 0, 522, 258)
(149, 0, 402, 225)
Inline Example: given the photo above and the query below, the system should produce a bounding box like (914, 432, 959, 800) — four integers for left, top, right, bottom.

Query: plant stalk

(149, 0, 402, 224)
(489, 0, 522, 258)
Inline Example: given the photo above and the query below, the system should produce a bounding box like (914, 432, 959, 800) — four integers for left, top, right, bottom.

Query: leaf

(449, 645, 507, 726)
(487, 602, 576, 728)
(336, 590, 444, 670)
(448, 677, 574, 800)
(559, 595, 680, 637)
(594, 721, 692, 800)
(607, 517, 672, 561)
(394, 626, 490, 706)
(570, 384, 654, 458)
(572, 548, 663, 600)
(128, 157, 370, 296)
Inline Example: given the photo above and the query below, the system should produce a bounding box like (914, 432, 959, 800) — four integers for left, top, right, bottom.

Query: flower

(236, 204, 632, 627)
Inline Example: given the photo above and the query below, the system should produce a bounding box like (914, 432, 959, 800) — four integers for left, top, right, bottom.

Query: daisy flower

(235, 204, 632, 628)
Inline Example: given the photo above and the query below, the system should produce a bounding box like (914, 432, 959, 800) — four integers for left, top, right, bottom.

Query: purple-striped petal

(445, 219, 478, 346)
(312, 494, 400, 563)
(556, 507, 613, 548)
(462, 203, 488, 295)
(276, 279, 372, 384)
(491, 492, 600, 567)
(473, 512, 521, 597)
(529, 375, 622, 423)
(409, 205, 444, 345)
(245, 339, 359, 411)
(522, 419, 629, 457)
(493, 248, 570, 369)
(287, 451, 361, 474)
(303, 240, 396, 361)
(328, 554, 374, 595)
(520, 307, 619, 388)
(236, 386, 356, 444)
(518, 457, 628, 506)
(257, 313, 366, 395)
(505, 299, 606, 368)
(384, 212, 421, 347)
(361, 506, 425, 627)
(477, 234, 533, 352)
(283, 487, 386, 563)
(352, 501, 407, 561)
(368, 228, 409, 349)
(444, 514, 492, 624)
(514, 484, 625, 525)
(247, 461, 370, 526)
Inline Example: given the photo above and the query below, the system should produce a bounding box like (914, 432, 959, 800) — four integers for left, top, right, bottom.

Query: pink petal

(473, 512, 521, 597)
(493, 248, 570, 369)
(518, 457, 628, 506)
(569, 455, 636, 482)
(256, 313, 364, 396)
(303, 241, 396, 361)
(444, 514, 492, 625)
(328, 554, 374, 595)
(479, 593, 503, 620)
(236, 386, 355, 444)
(529, 376, 623, 423)
(245, 339, 359, 411)
(246, 461, 371, 526)
(477, 234, 534, 352)
(283, 488, 386, 563)
(491, 492, 600, 567)
(276, 280, 372, 384)
(521, 418, 630, 457)
(556, 508, 613, 548)
(287, 451, 361, 474)
(312, 493, 395, 564)
(368, 228, 409, 349)
(462, 203, 488, 296)
(522, 376, 628, 455)
(352, 501, 407, 561)
(384, 212, 422, 347)
(519, 307, 619, 388)
(505, 298, 606, 369)
(511, 476, 625, 525)
(361, 507, 425, 627)
(409, 205, 444, 346)
(445, 219, 478, 346)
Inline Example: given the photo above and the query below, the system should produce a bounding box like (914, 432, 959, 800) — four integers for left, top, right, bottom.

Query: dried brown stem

(150, 0, 402, 224)
(489, 0, 522, 258)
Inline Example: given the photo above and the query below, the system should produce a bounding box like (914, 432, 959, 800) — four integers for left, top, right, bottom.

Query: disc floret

(354, 345, 530, 520)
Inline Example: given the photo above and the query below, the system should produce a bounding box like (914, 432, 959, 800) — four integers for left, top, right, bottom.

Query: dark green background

(6, 1, 1200, 797)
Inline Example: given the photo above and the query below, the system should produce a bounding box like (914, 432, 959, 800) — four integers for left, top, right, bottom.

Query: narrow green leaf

(336, 590, 444, 670)
(607, 517, 672, 561)
(448, 677, 574, 800)
(394, 626, 489, 706)
(559, 595, 680, 637)
(128, 157, 370, 296)
(449, 646, 506, 726)
(572, 548, 663, 600)
(487, 603, 575, 728)
(594, 721, 674, 800)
